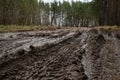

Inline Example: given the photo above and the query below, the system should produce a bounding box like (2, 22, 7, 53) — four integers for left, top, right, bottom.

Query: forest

(0, 0, 120, 27)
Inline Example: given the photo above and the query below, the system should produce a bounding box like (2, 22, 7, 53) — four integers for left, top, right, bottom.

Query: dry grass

(0, 25, 120, 32)
(94, 26, 120, 31)
(0, 25, 57, 32)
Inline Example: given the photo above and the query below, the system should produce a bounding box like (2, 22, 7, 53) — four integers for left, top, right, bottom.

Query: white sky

(43, 0, 92, 3)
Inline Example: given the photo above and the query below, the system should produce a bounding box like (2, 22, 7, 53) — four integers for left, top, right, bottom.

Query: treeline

(0, 0, 94, 27)
(0, 0, 120, 26)
(0, 0, 39, 25)
(92, 0, 120, 26)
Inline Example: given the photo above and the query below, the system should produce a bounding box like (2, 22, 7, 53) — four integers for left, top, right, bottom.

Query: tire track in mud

(0, 31, 88, 80)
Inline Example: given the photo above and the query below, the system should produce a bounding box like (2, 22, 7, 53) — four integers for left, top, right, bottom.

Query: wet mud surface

(0, 28, 120, 80)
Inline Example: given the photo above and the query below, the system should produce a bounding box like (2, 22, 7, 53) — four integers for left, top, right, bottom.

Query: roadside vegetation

(0, 25, 56, 32)
(0, 0, 120, 27)
(94, 26, 120, 31)
(0, 25, 120, 33)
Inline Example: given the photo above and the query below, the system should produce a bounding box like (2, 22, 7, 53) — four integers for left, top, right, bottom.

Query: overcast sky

(43, 0, 92, 3)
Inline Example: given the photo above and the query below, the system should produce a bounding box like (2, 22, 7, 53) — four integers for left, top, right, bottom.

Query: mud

(0, 28, 120, 80)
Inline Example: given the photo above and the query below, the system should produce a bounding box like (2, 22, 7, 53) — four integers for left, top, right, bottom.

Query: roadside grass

(0, 25, 120, 32)
(94, 26, 120, 31)
(0, 25, 56, 32)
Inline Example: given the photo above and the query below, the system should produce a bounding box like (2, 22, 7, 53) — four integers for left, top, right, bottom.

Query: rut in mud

(0, 30, 88, 80)
(0, 28, 120, 80)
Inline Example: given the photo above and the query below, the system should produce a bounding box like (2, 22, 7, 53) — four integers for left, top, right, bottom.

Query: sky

(43, 0, 92, 3)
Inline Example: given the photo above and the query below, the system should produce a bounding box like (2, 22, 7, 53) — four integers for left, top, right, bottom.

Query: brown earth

(0, 28, 120, 80)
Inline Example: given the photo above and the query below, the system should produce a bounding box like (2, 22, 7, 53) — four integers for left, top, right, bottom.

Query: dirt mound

(0, 28, 120, 80)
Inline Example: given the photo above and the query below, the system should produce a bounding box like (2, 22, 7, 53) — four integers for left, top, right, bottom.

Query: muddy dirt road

(0, 28, 120, 80)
